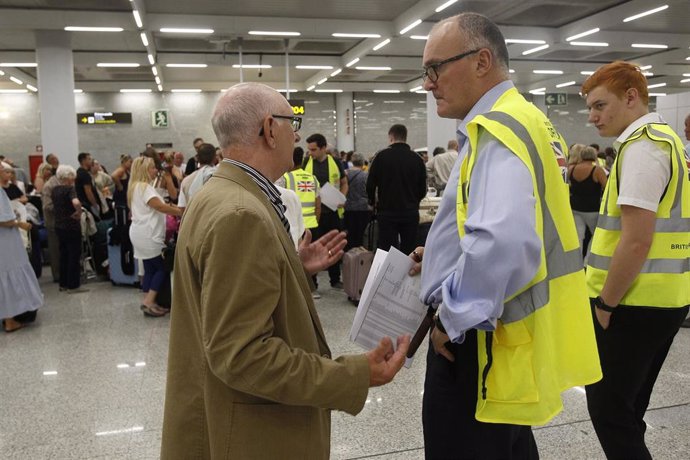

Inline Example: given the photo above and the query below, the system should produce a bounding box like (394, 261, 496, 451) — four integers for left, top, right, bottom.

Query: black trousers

(586, 304, 689, 460)
(313, 211, 342, 286)
(56, 227, 82, 290)
(423, 329, 539, 460)
(344, 210, 372, 251)
(377, 212, 419, 256)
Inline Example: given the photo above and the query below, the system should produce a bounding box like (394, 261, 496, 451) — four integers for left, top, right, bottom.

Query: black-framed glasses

(258, 114, 302, 136)
(422, 49, 481, 83)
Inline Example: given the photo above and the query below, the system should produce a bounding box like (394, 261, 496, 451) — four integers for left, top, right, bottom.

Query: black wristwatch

(593, 296, 617, 313)
(433, 310, 447, 334)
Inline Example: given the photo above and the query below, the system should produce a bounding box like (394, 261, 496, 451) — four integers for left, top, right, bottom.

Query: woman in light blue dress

(1, 162, 43, 332)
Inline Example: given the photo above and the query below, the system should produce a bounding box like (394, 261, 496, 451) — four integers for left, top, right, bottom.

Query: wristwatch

(593, 296, 617, 313)
(433, 310, 447, 334)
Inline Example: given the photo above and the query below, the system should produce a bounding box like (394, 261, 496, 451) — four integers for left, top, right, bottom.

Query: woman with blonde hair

(128, 156, 181, 317)
(33, 162, 53, 195)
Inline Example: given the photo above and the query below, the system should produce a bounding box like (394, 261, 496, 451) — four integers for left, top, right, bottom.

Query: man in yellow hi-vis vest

(408, 13, 601, 459)
(279, 147, 321, 233)
(304, 133, 348, 289)
(582, 61, 690, 460)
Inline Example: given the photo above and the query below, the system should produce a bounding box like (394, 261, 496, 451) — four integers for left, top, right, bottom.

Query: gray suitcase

(342, 247, 374, 303)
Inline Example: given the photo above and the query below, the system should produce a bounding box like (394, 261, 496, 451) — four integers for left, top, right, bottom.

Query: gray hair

(0, 161, 12, 171)
(212, 83, 286, 149)
(351, 153, 365, 167)
(580, 146, 598, 162)
(56, 165, 77, 181)
(436, 13, 510, 77)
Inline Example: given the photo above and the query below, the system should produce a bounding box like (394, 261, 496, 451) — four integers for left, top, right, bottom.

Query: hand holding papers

(349, 247, 428, 367)
(319, 182, 346, 211)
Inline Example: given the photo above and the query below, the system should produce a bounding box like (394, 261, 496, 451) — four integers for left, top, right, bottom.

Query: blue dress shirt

(420, 80, 542, 343)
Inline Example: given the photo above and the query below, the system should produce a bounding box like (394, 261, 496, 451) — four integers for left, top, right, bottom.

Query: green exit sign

(545, 93, 568, 106)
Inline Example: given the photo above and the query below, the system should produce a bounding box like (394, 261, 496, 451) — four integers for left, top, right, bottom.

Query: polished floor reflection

(1, 273, 689, 459)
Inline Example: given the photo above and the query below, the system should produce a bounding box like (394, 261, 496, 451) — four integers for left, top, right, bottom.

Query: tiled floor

(1, 272, 689, 459)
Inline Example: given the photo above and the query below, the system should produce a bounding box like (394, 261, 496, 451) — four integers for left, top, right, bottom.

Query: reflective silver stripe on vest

(596, 215, 690, 232)
(588, 253, 690, 274)
(479, 112, 583, 324)
(301, 202, 316, 209)
(285, 172, 295, 189)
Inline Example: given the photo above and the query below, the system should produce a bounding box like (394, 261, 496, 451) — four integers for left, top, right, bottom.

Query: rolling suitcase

(342, 246, 374, 303)
(107, 228, 139, 286)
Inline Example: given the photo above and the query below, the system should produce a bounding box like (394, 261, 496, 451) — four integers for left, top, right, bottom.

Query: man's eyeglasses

(259, 114, 302, 136)
(422, 49, 481, 83)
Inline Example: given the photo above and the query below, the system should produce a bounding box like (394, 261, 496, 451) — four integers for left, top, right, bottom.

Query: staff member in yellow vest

(408, 13, 602, 459)
(280, 147, 321, 233)
(581, 61, 690, 460)
(304, 133, 348, 289)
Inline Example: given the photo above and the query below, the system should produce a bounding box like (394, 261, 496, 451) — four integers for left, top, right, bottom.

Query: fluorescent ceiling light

(9, 76, 23, 85)
(296, 65, 333, 70)
(556, 81, 577, 88)
(120, 89, 152, 93)
(160, 28, 214, 34)
(277, 89, 298, 93)
(435, 0, 458, 13)
(640, 65, 653, 70)
(648, 92, 666, 97)
(384, 100, 405, 103)
(98, 63, 140, 67)
(505, 39, 546, 44)
(332, 33, 381, 38)
(151, 67, 158, 76)
(566, 28, 600, 41)
(410, 35, 428, 40)
(0, 70, 3, 75)
(533, 70, 563, 75)
(509, 69, 515, 73)
(171, 89, 202, 93)
(680, 78, 690, 83)
(42, 371, 58, 375)
(232, 64, 270, 69)
(372, 38, 391, 51)
(346, 58, 360, 67)
(314, 89, 343, 93)
(642, 71, 654, 76)
(356, 66, 392, 71)
(330, 68, 342, 77)
(0, 63, 37, 67)
(73, 89, 83, 93)
(0, 89, 28, 93)
(581, 71, 595, 75)
(410, 85, 423, 92)
(157, 84, 163, 91)
(683, 73, 690, 77)
(415, 90, 427, 94)
(623, 5, 669, 22)
(647, 82, 666, 88)
(248, 31, 300, 36)
(529, 88, 546, 94)
(400, 19, 422, 35)
(147, 54, 155, 65)
(140, 32, 149, 47)
(64, 26, 123, 32)
(167, 63, 208, 68)
(317, 78, 328, 85)
(132, 10, 143, 28)
(522, 44, 549, 55)
(307, 85, 316, 91)
(631, 43, 668, 49)
(569, 41, 609, 47)
(373, 90, 400, 93)
(26, 84, 37, 92)
(155, 76, 161, 84)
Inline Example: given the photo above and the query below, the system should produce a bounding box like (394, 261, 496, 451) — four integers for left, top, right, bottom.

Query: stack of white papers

(319, 182, 347, 211)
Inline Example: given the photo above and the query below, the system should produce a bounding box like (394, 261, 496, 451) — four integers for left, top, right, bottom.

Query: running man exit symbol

(152, 109, 169, 128)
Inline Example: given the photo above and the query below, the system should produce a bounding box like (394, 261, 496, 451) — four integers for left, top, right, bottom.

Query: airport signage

(78, 112, 132, 125)
(545, 93, 567, 106)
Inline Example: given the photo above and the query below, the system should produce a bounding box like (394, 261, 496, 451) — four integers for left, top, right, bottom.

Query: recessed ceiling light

(231, 64, 270, 69)
(332, 33, 381, 38)
(155, 76, 161, 84)
(307, 85, 316, 91)
(623, 5, 669, 23)
(26, 84, 37, 92)
(640, 65, 653, 70)
(356, 66, 392, 71)
(435, 0, 458, 13)
(160, 28, 214, 34)
(73, 89, 83, 93)
(9, 76, 23, 85)
(415, 90, 427, 94)
(98, 63, 140, 67)
(642, 71, 654, 76)
(683, 73, 690, 77)
(410, 85, 423, 92)
(171, 89, 202, 93)
(680, 78, 690, 83)
(522, 44, 549, 55)
(330, 68, 342, 77)
(151, 67, 158, 76)
(581, 71, 595, 75)
(346, 58, 360, 67)
(0, 63, 37, 67)
(157, 84, 163, 91)
(64, 26, 123, 32)
(147, 54, 155, 65)
(506, 39, 546, 45)
(566, 28, 600, 42)
(248, 31, 300, 36)
(140, 32, 149, 47)
(400, 19, 422, 35)
(296, 65, 333, 70)
(277, 89, 298, 93)
(372, 38, 391, 51)
(647, 82, 666, 88)
(167, 63, 208, 68)
(533, 70, 564, 75)
(373, 90, 400, 93)
(132, 10, 143, 28)
(314, 89, 343, 93)
(648, 92, 667, 97)
(529, 88, 546, 94)
(556, 81, 577, 88)
(0, 89, 28, 93)
(410, 35, 428, 40)
(631, 44, 668, 49)
(509, 69, 515, 73)
(120, 89, 152, 93)
(569, 42, 609, 47)
(317, 77, 328, 85)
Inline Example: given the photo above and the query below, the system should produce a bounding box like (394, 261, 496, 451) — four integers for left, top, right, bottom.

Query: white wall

(656, 91, 690, 142)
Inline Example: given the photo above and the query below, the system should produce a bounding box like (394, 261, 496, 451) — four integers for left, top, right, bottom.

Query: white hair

(212, 83, 286, 149)
(56, 165, 77, 181)
(0, 161, 13, 171)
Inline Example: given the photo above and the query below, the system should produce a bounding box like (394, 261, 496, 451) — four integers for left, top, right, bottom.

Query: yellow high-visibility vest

(283, 168, 319, 229)
(305, 155, 344, 218)
(586, 123, 690, 308)
(458, 87, 601, 425)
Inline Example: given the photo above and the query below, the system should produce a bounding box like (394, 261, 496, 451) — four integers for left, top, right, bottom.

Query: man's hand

(17, 221, 32, 232)
(408, 246, 424, 276)
(431, 326, 454, 362)
(595, 307, 612, 330)
(366, 335, 411, 387)
(298, 229, 347, 275)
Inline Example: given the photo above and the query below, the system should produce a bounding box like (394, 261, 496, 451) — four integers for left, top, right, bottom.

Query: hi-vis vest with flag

(586, 123, 690, 308)
(283, 168, 319, 229)
(305, 155, 345, 218)
(458, 87, 601, 426)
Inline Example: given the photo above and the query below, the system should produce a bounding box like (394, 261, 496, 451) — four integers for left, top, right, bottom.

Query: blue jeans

(142, 255, 167, 294)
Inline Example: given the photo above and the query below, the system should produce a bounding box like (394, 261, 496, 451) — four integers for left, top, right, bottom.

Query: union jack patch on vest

(297, 180, 315, 192)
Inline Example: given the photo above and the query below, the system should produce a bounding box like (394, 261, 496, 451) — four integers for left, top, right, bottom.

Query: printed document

(319, 182, 346, 211)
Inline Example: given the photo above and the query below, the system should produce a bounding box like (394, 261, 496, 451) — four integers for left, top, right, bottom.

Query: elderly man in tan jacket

(160, 82, 410, 460)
